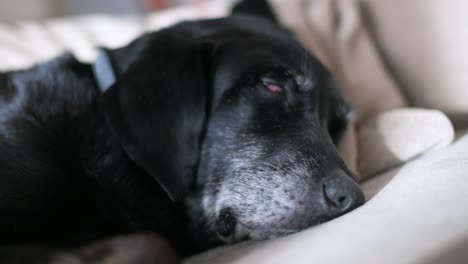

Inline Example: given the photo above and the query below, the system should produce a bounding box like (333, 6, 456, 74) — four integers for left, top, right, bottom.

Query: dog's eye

(259, 74, 287, 94)
(264, 83, 283, 93)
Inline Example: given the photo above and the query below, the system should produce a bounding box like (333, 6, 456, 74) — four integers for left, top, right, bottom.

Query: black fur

(0, 13, 363, 258)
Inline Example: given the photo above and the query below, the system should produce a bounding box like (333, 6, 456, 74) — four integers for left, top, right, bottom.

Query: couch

(1, 0, 467, 263)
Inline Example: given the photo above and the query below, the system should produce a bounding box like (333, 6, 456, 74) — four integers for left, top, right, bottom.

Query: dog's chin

(217, 223, 307, 244)
(216, 223, 251, 244)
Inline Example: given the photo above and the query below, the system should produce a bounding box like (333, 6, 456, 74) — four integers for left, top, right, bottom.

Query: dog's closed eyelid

(261, 82, 283, 93)
(259, 75, 293, 93)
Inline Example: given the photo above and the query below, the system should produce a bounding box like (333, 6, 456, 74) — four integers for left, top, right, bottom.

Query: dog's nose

(322, 169, 364, 214)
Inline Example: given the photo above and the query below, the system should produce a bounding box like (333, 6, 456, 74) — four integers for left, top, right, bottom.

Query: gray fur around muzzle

(196, 126, 364, 244)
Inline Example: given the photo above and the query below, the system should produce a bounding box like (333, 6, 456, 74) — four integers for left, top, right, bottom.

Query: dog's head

(101, 15, 364, 249)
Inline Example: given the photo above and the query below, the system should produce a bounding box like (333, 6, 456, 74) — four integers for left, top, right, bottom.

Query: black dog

(0, 2, 364, 260)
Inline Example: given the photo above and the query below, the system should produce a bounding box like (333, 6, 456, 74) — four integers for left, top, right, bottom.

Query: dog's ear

(100, 29, 212, 201)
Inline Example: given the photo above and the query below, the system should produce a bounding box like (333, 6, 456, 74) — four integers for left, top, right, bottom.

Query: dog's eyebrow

(295, 75, 316, 92)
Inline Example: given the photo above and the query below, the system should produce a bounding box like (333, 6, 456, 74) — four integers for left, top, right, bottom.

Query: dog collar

(92, 48, 117, 93)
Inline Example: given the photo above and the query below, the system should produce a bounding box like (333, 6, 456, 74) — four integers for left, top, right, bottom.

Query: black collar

(92, 48, 117, 93)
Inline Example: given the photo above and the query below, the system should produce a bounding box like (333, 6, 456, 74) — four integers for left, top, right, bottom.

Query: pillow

(356, 108, 454, 180)
(361, 0, 468, 129)
(337, 108, 455, 182)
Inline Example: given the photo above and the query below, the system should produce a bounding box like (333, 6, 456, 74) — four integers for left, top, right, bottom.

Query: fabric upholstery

(361, 0, 468, 129)
(357, 108, 454, 180)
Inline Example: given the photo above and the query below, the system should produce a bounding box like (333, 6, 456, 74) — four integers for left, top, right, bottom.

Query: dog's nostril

(216, 207, 237, 237)
(337, 195, 347, 206)
(323, 183, 351, 210)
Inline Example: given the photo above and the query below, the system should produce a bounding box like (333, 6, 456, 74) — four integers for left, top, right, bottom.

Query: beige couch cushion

(338, 108, 455, 182)
(361, 0, 468, 129)
(357, 108, 454, 179)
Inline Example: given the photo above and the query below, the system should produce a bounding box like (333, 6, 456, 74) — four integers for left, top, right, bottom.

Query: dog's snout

(322, 169, 365, 214)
